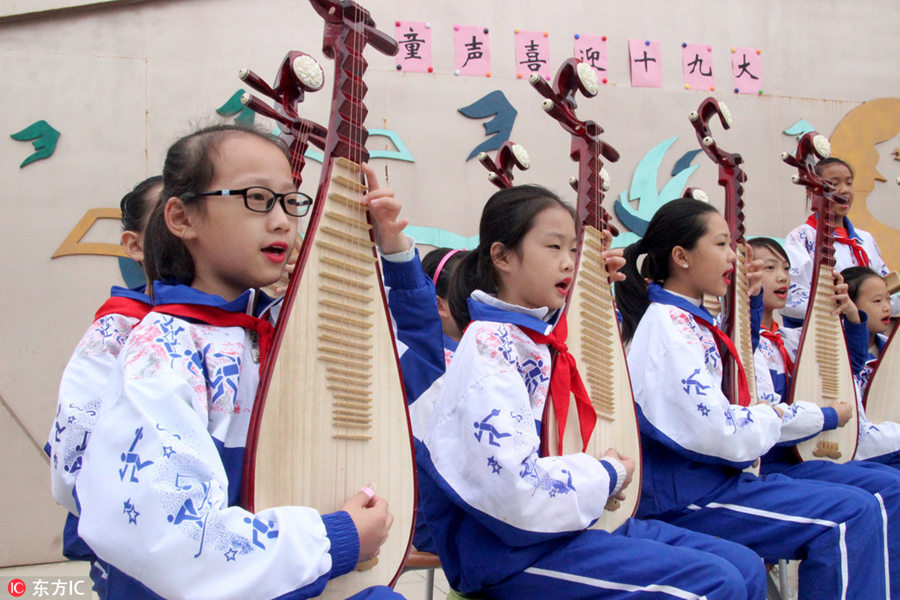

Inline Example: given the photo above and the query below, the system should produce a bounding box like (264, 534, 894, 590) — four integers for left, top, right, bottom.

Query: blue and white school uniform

(417, 291, 767, 599)
(849, 328, 900, 466)
(783, 216, 899, 325)
(381, 247, 451, 553)
(628, 284, 887, 600)
(756, 318, 900, 598)
(74, 282, 403, 600)
(48, 286, 153, 563)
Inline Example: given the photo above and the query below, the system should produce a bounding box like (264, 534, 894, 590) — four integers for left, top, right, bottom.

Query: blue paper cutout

(458, 91, 518, 161)
(216, 90, 256, 126)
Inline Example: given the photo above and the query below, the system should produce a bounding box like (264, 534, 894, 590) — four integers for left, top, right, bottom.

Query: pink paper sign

(395, 21, 432, 73)
(453, 25, 491, 76)
(681, 43, 715, 91)
(628, 39, 662, 88)
(731, 47, 763, 94)
(514, 30, 551, 81)
(574, 34, 608, 84)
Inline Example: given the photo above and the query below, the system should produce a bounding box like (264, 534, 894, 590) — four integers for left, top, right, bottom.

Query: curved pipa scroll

(545, 226, 641, 531)
(249, 158, 415, 597)
(863, 326, 899, 423)
(792, 264, 859, 462)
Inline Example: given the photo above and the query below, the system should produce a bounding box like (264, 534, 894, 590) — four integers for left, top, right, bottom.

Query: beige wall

(1, 0, 898, 566)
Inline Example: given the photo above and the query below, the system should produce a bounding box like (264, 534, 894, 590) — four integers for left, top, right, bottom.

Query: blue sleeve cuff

(843, 313, 870, 375)
(598, 459, 620, 496)
(321, 511, 360, 578)
(820, 407, 839, 431)
(380, 249, 431, 291)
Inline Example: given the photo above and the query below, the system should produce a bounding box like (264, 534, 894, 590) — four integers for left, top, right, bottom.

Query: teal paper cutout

(275, 127, 414, 164)
(406, 226, 479, 249)
(672, 149, 703, 176)
(216, 90, 256, 126)
(10, 120, 60, 167)
(613, 136, 698, 238)
(783, 119, 816, 139)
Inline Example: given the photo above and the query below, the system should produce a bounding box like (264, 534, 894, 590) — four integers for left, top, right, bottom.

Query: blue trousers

(652, 472, 887, 600)
(763, 459, 900, 598)
(480, 518, 765, 600)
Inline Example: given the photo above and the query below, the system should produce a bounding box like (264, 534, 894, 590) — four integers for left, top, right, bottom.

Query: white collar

(471, 289, 553, 321)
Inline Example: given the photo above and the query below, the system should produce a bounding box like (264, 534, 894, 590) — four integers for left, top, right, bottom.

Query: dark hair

(841, 266, 882, 303)
(815, 157, 854, 179)
(422, 248, 467, 298)
(120, 175, 163, 232)
(747, 236, 790, 266)
(615, 198, 719, 342)
(448, 184, 575, 332)
(143, 124, 290, 298)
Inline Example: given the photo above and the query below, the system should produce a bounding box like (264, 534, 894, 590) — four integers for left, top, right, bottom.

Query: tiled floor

(0, 561, 451, 600)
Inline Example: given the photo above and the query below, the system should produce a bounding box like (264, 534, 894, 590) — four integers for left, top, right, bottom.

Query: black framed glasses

(189, 186, 312, 217)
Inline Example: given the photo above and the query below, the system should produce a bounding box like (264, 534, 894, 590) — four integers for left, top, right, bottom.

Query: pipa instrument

(529, 58, 641, 531)
(477, 140, 531, 189)
(688, 100, 760, 407)
(782, 132, 859, 462)
(862, 321, 899, 423)
(242, 1, 415, 596)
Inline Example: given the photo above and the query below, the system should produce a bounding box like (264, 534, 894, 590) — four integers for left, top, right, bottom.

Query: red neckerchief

(761, 321, 795, 375)
(692, 315, 752, 407)
(806, 214, 870, 267)
(153, 303, 275, 373)
(94, 296, 152, 321)
(521, 313, 597, 455)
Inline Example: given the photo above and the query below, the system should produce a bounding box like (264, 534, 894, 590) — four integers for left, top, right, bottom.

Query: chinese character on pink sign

(682, 43, 715, 91)
(731, 47, 763, 94)
(514, 30, 550, 81)
(454, 25, 491, 76)
(574, 34, 609, 84)
(395, 21, 432, 73)
(628, 39, 662, 88)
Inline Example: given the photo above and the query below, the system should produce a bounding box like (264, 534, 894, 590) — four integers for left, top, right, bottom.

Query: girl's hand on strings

(600, 230, 627, 283)
(832, 270, 861, 323)
(744, 244, 765, 297)
(829, 400, 853, 427)
(343, 484, 394, 563)
(359, 162, 410, 255)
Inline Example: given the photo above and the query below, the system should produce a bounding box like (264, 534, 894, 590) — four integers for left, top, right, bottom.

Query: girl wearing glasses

(70, 124, 404, 600)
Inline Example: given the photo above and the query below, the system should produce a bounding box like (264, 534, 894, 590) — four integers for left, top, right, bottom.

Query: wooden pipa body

(862, 322, 899, 423)
(530, 59, 641, 531)
(242, 2, 414, 597)
(784, 133, 859, 463)
(688, 99, 759, 411)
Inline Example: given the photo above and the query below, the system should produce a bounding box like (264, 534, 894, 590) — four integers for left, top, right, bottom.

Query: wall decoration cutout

(216, 90, 256, 126)
(10, 120, 60, 167)
(458, 90, 518, 160)
(628, 39, 662, 88)
(453, 25, 491, 77)
(514, 29, 550, 81)
(406, 225, 478, 250)
(395, 21, 433, 73)
(784, 119, 817, 140)
(731, 47, 763, 95)
(671, 149, 703, 176)
(573, 34, 608, 84)
(52, 208, 127, 259)
(681, 43, 715, 91)
(613, 136, 699, 244)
